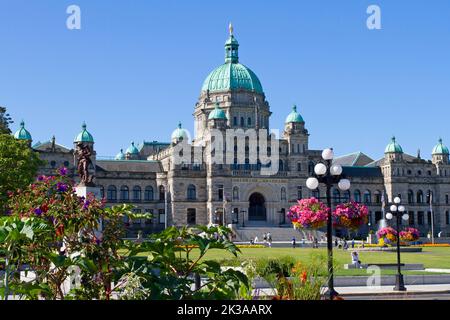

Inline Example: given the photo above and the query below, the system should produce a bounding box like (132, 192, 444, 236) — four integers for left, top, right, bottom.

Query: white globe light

(390, 205, 397, 212)
(402, 214, 409, 221)
(338, 179, 351, 191)
(314, 163, 327, 176)
(394, 197, 401, 204)
(330, 164, 343, 176)
(386, 213, 393, 220)
(322, 148, 334, 161)
(306, 177, 319, 190)
(398, 205, 406, 213)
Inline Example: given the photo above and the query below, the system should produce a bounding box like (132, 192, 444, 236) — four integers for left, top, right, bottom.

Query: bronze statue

(75, 142, 95, 186)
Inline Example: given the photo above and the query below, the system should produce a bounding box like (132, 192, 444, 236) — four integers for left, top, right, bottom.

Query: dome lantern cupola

(432, 138, 449, 155)
(208, 103, 227, 121)
(225, 23, 239, 63)
(285, 105, 304, 124)
(384, 136, 403, 162)
(201, 25, 263, 94)
(171, 122, 189, 143)
(432, 138, 449, 165)
(125, 142, 139, 160)
(115, 149, 126, 160)
(74, 122, 94, 143)
(14, 120, 32, 142)
(385, 136, 403, 154)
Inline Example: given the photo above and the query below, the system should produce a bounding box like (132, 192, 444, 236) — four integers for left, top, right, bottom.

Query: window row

(101, 185, 165, 202)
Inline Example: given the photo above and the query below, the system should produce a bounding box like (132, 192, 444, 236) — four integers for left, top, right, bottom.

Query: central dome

(201, 25, 263, 94)
(202, 62, 263, 94)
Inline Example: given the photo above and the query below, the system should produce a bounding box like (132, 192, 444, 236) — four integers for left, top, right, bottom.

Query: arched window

(159, 185, 165, 201)
(281, 187, 287, 201)
(333, 189, 341, 204)
(120, 186, 129, 201)
(247, 117, 251, 126)
(417, 190, 424, 204)
(240, 117, 244, 126)
(354, 190, 361, 203)
(144, 186, 154, 201)
(233, 187, 239, 200)
(132, 186, 141, 201)
(279, 160, 284, 171)
(364, 190, 371, 204)
(107, 186, 117, 201)
(233, 117, 237, 126)
(187, 184, 196, 200)
(426, 190, 433, 204)
(408, 190, 414, 204)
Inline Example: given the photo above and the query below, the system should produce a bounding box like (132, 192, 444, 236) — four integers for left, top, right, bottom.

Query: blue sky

(1, 0, 450, 160)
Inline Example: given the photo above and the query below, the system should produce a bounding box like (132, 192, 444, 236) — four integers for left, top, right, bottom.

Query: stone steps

(233, 226, 331, 242)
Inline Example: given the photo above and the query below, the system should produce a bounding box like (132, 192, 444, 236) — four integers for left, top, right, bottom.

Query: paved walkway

(335, 284, 450, 295)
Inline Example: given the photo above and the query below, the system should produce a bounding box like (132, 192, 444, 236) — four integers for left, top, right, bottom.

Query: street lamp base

(394, 274, 407, 291)
(324, 287, 340, 300)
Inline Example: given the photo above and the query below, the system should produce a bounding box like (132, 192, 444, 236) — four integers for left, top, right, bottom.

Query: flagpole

(430, 192, 435, 245)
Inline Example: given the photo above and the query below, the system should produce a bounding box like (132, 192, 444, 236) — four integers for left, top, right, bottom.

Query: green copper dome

(14, 121, 32, 141)
(201, 26, 263, 94)
(74, 122, 94, 143)
(285, 105, 304, 123)
(126, 142, 139, 155)
(385, 136, 403, 153)
(171, 122, 189, 141)
(115, 149, 126, 160)
(208, 103, 227, 120)
(432, 138, 449, 155)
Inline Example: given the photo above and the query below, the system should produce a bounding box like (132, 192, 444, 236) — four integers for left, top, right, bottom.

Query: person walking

(263, 233, 267, 244)
(351, 239, 355, 249)
(267, 232, 272, 248)
(292, 237, 296, 249)
(254, 236, 259, 244)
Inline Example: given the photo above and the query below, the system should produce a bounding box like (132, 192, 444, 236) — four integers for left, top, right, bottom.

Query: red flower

(300, 271, 308, 284)
(55, 225, 65, 237)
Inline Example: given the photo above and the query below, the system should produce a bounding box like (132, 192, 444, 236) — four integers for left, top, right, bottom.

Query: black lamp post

(385, 195, 409, 291)
(306, 148, 351, 300)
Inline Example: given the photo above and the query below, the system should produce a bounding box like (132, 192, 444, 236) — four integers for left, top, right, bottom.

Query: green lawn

(194, 247, 450, 276)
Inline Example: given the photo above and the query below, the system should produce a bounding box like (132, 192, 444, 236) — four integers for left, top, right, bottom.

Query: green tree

(0, 134, 43, 213)
(0, 106, 13, 134)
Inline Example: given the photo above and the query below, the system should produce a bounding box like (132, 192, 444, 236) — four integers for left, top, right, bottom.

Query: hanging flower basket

(400, 228, 420, 242)
(287, 198, 329, 230)
(333, 201, 369, 230)
(376, 227, 398, 244)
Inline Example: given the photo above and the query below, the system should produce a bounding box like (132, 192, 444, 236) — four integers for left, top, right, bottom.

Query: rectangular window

(375, 211, 382, 224)
(427, 211, 432, 225)
(159, 209, 165, 224)
(187, 209, 196, 225)
(418, 211, 424, 225)
(409, 211, 415, 225)
(297, 162, 302, 172)
(218, 185, 224, 201)
(145, 209, 153, 224)
(446, 195, 449, 204)
(297, 187, 302, 200)
(446, 211, 450, 225)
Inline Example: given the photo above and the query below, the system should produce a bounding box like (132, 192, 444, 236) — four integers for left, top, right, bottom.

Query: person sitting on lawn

(351, 251, 362, 268)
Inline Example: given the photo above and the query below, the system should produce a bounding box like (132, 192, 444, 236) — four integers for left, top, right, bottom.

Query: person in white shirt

(351, 251, 361, 268)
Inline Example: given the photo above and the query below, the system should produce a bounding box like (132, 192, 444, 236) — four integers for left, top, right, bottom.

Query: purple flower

(56, 182, 68, 192)
(34, 208, 43, 216)
(82, 200, 90, 210)
(59, 167, 68, 176)
(37, 176, 44, 181)
(5, 210, 11, 216)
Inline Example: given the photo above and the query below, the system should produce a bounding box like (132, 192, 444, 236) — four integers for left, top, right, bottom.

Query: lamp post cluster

(385, 195, 409, 291)
(305, 148, 351, 300)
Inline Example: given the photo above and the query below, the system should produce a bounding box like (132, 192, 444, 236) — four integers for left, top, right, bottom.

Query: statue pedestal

(75, 185, 101, 199)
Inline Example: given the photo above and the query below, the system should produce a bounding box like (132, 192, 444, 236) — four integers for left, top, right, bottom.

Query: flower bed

(287, 198, 329, 230)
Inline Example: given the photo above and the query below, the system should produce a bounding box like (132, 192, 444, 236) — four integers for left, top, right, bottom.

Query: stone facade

(16, 29, 450, 238)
